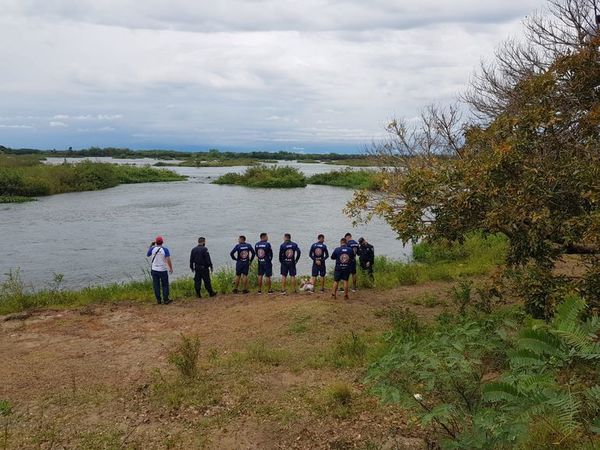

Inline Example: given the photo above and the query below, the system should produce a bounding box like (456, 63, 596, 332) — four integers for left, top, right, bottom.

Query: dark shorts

(350, 261, 357, 275)
(236, 262, 250, 276)
(281, 262, 297, 277)
(312, 263, 326, 278)
(334, 269, 350, 282)
(258, 261, 273, 277)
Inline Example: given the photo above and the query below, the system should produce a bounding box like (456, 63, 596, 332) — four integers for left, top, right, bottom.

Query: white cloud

(0, 0, 547, 150)
(0, 124, 34, 129)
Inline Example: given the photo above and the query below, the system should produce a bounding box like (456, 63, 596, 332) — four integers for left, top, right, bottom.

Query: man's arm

(206, 249, 214, 271)
(279, 245, 285, 263)
(146, 245, 154, 257)
(249, 246, 256, 263)
(267, 245, 273, 261)
(295, 245, 301, 263)
(166, 256, 173, 274)
(324, 246, 329, 260)
(190, 248, 195, 272)
(230, 246, 238, 261)
(309, 244, 315, 261)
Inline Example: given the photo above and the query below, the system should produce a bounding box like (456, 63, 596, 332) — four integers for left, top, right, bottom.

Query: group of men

(146, 232, 375, 304)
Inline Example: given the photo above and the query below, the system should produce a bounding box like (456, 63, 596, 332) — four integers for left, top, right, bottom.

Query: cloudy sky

(0, 0, 544, 153)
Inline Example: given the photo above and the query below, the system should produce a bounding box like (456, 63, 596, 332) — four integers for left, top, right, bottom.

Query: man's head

(260, 232, 268, 241)
(317, 234, 325, 243)
(340, 238, 347, 246)
(155, 236, 164, 245)
(238, 235, 246, 244)
(358, 237, 366, 246)
(344, 233, 352, 240)
(198, 237, 206, 246)
(284, 233, 291, 241)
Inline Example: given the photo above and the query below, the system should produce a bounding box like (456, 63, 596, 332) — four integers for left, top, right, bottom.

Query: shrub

(307, 169, 381, 190)
(168, 335, 202, 379)
(213, 165, 307, 188)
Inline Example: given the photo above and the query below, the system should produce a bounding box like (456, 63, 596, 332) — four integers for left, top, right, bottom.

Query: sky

(0, 0, 545, 153)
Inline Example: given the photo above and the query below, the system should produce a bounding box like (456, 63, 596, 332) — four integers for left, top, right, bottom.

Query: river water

(1, 158, 410, 290)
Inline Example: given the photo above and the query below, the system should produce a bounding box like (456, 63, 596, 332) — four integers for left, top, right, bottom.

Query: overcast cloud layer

(0, 0, 544, 152)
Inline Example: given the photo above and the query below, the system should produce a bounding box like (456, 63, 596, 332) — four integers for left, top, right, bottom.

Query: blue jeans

(151, 270, 169, 303)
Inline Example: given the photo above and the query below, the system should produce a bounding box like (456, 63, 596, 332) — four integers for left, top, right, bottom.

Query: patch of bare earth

(0, 283, 451, 449)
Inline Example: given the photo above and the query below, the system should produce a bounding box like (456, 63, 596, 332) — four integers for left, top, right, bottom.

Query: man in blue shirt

(146, 235, 173, 304)
(309, 234, 329, 293)
(330, 237, 355, 300)
(230, 235, 255, 294)
(279, 233, 301, 294)
(345, 232, 360, 292)
(255, 232, 274, 294)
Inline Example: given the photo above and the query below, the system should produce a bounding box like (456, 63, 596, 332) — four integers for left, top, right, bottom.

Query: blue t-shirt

(255, 241, 273, 264)
(279, 241, 301, 264)
(309, 242, 329, 265)
(230, 243, 255, 264)
(331, 245, 355, 271)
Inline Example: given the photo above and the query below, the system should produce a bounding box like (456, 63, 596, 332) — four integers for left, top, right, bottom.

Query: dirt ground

(0, 284, 453, 450)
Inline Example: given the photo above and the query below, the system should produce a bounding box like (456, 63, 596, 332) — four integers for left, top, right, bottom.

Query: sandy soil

(0, 284, 450, 449)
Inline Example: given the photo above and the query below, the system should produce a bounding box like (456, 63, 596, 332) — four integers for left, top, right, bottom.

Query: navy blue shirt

(331, 245, 355, 271)
(230, 243, 255, 263)
(255, 241, 273, 264)
(309, 242, 329, 265)
(279, 241, 301, 264)
(347, 239, 359, 258)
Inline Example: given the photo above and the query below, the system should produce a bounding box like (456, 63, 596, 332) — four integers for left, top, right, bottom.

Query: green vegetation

(369, 296, 600, 449)
(0, 154, 186, 202)
(308, 169, 381, 190)
(214, 166, 383, 190)
(213, 164, 307, 188)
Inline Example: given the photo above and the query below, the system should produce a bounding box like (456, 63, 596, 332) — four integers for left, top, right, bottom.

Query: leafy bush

(213, 165, 307, 188)
(369, 296, 600, 449)
(168, 335, 202, 379)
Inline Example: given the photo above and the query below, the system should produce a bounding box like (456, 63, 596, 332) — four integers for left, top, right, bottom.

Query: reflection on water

(2, 161, 408, 289)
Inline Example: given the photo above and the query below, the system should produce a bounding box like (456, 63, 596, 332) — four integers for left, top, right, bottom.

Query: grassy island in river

(0, 154, 186, 202)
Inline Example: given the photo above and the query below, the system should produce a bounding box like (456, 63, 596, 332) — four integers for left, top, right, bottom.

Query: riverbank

(0, 154, 186, 202)
(0, 233, 506, 315)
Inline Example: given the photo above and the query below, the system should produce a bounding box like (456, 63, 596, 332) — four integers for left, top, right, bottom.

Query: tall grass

(307, 169, 381, 190)
(213, 165, 306, 188)
(0, 155, 186, 201)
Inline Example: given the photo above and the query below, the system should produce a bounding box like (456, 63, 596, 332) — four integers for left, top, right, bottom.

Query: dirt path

(0, 284, 450, 449)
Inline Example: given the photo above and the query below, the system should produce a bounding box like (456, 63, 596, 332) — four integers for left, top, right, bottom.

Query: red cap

(155, 236, 164, 244)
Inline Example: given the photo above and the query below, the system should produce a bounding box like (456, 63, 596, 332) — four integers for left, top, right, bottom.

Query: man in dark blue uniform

(345, 232, 360, 292)
(190, 237, 217, 298)
(230, 235, 255, 294)
(309, 234, 329, 293)
(358, 237, 375, 281)
(255, 232, 274, 294)
(331, 237, 355, 300)
(279, 233, 301, 294)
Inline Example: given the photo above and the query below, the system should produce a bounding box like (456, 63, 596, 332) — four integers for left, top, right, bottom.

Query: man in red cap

(147, 235, 173, 304)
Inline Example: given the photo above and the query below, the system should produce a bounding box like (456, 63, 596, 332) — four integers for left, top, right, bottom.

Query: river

(1, 158, 410, 290)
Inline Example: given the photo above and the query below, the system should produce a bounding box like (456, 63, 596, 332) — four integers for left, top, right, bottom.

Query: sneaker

(209, 292, 217, 298)
(164, 299, 172, 305)
(242, 289, 249, 294)
(320, 288, 325, 293)
(157, 301, 163, 305)
(257, 290, 262, 294)
(268, 290, 274, 295)
(351, 288, 357, 293)
(281, 290, 287, 295)
(233, 289, 239, 294)
(331, 294, 337, 299)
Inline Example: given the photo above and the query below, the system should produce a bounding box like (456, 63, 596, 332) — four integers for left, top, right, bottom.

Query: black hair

(340, 237, 347, 244)
(198, 237, 206, 243)
(318, 234, 324, 240)
(284, 233, 291, 239)
(344, 232, 352, 238)
(239, 235, 246, 241)
(260, 232, 267, 239)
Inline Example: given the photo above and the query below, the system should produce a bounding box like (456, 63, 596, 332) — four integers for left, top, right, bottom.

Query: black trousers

(360, 261, 374, 278)
(194, 268, 214, 296)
